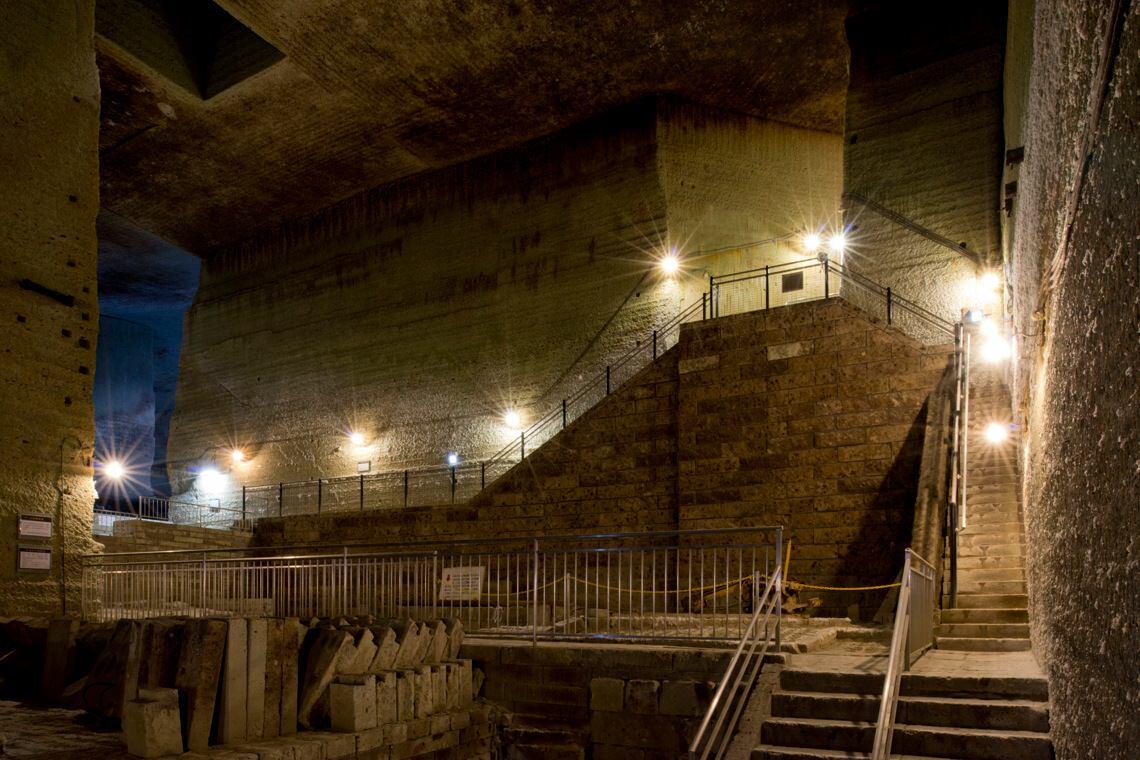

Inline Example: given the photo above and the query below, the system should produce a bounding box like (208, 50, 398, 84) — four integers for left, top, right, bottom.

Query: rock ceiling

(97, 0, 849, 254)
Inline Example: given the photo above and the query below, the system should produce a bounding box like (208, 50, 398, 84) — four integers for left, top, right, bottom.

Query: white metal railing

(870, 549, 937, 760)
(80, 526, 783, 643)
(689, 563, 783, 760)
(946, 326, 971, 605)
(92, 497, 247, 537)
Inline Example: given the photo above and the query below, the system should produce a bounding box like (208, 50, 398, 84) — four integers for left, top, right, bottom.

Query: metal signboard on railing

(439, 566, 485, 602)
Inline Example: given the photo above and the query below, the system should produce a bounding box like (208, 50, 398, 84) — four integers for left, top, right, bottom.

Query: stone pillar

(0, 0, 100, 616)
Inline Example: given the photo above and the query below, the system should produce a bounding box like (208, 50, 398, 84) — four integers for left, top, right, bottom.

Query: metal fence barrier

(92, 497, 245, 536)
(870, 548, 937, 760)
(80, 526, 782, 644)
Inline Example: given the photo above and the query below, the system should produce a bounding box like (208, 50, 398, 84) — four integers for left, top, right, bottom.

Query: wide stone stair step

(751, 746, 961, 760)
(936, 637, 1032, 652)
(771, 692, 1047, 732)
(779, 669, 882, 696)
(893, 725, 1053, 760)
(950, 580, 1027, 595)
(960, 522, 1025, 536)
(935, 623, 1030, 639)
(778, 668, 1047, 701)
(942, 593, 1028, 609)
(940, 608, 1029, 625)
(954, 555, 1025, 571)
(957, 543, 1025, 559)
(772, 691, 880, 723)
(760, 716, 873, 753)
(952, 566, 1026, 582)
(956, 533, 1024, 551)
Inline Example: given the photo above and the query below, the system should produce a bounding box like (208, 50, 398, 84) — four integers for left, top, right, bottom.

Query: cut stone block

(455, 659, 474, 707)
(175, 618, 228, 752)
(299, 628, 353, 729)
(413, 666, 433, 718)
(395, 670, 415, 721)
(263, 619, 283, 737)
(443, 618, 464, 660)
(590, 677, 625, 712)
(444, 663, 460, 710)
(279, 618, 301, 736)
(139, 619, 183, 690)
(625, 679, 660, 714)
(41, 618, 80, 701)
(660, 680, 703, 716)
(431, 665, 447, 714)
(367, 626, 398, 673)
(124, 687, 183, 758)
(330, 675, 377, 732)
(217, 617, 248, 744)
(392, 621, 421, 669)
(376, 671, 398, 725)
(342, 627, 377, 675)
(424, 621, 447, 665)
(246, 618, 268, 739)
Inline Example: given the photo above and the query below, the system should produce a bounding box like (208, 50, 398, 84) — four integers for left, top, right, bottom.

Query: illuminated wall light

(802, 232, 822, 253)
(103, 460, 125, 480)
(827, 232, 847, 255)
(231, 448, 246, 463)
(659, 253, 680, 275)
(349, 432, 365, 446)
(980, 336, 1012, 363)
(964, 309, 985, 324)
(504, 409, 522, 429)
(446, 452, 459, 467)
(198, 467, 226, 494)
(979, 271, 1001, 291)
(984, 422, 1009, 444)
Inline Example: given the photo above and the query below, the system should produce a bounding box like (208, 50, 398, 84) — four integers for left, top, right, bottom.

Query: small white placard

(18, 546, 52, 571)
(18, 514, 52, 539)
(439, 566, 485, 602)
(356, 461, 371, 473)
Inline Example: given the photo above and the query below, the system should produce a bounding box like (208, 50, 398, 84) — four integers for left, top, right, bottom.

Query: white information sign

(439, 566, 485, 602)
(18, 513, 52, 539)
(18, 546, 52, 572)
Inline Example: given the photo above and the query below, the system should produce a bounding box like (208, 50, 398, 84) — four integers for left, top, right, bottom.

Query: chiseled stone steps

(941, 607, 1029, 624)
(754, 666, 1051, 760)
(935, 623, 1029, 639)
(934, 637, 1031, 652)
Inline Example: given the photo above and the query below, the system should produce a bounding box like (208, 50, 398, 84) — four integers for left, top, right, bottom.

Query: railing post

(199, 553, 207, 612)
(359, 474, 365, 511)
(520, 431, 525, 460)
(317, 478, 322, 513)
(342, 546, 349, 615)
(605, 366, 611, 395)
(562, 399, 567, 429)
(403, 469, 409, 507)
(450, 465, 457, 503)
(886, 287, 893, 324)
(775, 528, 783, 650)
(278, 482, 283, 517)
(241, 486, 247, 521)
(961, 332, 971, 531)
(532, 539, 540, 645)
(702, 291, 707, 320)
(652, 329, 657, 359)
(823, 258, 830, 299)
(764, 265, 770, 309)
(481, 461, 486, 489)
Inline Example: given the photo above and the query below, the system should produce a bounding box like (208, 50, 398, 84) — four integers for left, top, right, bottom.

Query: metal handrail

(689, 546, 783, 760)
(870, 548, 937, 760)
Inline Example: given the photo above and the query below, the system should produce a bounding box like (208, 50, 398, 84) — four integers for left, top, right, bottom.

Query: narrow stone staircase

(937, 364, 1030, 653)
(753, 652, 1053, 760)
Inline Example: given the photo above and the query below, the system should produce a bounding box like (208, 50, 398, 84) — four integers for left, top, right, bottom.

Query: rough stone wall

(251, 348, 679, 546)
(1004, 0, 1140, 756)
(842, 1, 1006, 323)
(97, 520, 252, 554)
(657, 98, 844, 273)
(167, 97, 843, 501)
(0, 0, 101, 615)
(676, 299, 951, 614)
(461, 639, 729, 758)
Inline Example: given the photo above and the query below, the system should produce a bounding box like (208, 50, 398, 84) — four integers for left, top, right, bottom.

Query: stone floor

(0, 700, 125, 758)
(783, 638, 1047, 679)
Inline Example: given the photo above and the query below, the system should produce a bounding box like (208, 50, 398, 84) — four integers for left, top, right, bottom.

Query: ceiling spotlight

(103, 460, 125, 480)
(659, 254, 680, 275)
(231, 448, 246, 463)
(802, 232, 822, 253)
(504, 409, 521, 429)
(349, 432, 365, 446)
(827, 232, 847, 255)
(984, 423, 1009, 444)
(446, 452, 459, 467)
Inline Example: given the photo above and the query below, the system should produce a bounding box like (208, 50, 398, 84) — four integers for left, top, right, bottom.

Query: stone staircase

(753, 658, 1053, 760)
(937, 365, 1030, 653)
